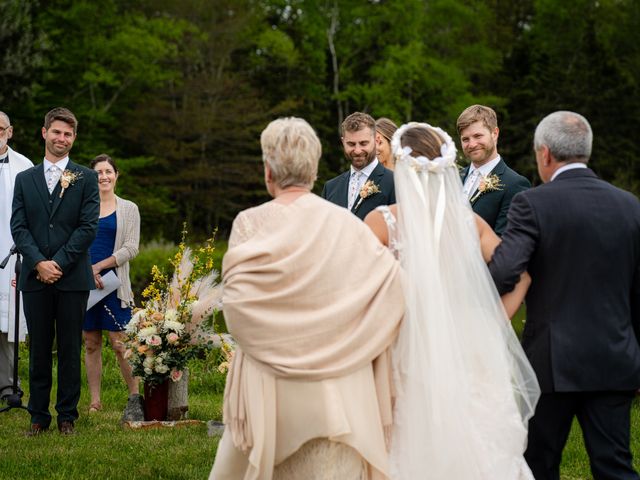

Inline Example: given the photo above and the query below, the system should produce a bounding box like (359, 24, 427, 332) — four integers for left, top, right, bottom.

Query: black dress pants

(525, 391, 639, 480)
(23, 287, 88, 427)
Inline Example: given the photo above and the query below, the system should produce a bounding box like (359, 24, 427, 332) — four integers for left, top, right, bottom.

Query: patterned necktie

(463, 169, 479, 199)
(348, 171, 362, 210)
(47, 165, 61, 194)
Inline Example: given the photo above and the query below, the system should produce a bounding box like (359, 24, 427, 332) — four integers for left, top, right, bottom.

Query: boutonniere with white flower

(470, 173, 503, 203)
(59, 169, 82, 198)
(353, 180, 381, 211)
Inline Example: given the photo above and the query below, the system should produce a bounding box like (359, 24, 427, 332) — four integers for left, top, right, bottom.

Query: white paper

(86, 270, 122, 310)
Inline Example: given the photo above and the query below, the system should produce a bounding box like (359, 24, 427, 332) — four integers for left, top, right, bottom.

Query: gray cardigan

(113, 195, 140, 307)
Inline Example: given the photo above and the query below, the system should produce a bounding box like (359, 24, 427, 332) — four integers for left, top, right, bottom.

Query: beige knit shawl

(222, 194, 404, 477)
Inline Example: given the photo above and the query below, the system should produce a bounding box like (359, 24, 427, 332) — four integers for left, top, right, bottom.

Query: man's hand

(36, 260, 63, 284)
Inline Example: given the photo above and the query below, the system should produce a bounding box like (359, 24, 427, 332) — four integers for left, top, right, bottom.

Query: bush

(129, 239, 178, 303)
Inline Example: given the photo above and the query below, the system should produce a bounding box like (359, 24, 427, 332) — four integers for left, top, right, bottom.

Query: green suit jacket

(460, 158, 530, 236)
(11, 160, 100, 291)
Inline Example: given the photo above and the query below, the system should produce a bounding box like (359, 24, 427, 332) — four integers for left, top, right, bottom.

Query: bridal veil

(388, 123, 540, 479)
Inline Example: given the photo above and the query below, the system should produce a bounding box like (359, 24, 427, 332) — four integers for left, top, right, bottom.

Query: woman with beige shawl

(210, 117, 405, 480)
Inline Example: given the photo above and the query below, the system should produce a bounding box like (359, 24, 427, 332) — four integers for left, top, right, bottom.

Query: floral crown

(391, 122, 457, 174)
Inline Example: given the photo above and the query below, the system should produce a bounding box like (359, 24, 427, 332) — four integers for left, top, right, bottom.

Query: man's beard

(46, 140, 72, 158)
(465, 141, 496, 166)
(345, 147, 376, 170)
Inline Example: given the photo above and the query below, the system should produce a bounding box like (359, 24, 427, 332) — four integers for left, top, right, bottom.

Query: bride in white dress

(365, 123, 540, 479)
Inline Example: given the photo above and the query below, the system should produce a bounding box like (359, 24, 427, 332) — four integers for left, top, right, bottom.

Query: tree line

(2, 0, 638, 240)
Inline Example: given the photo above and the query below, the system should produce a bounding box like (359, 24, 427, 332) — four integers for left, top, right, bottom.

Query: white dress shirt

(550, 162, 588, 182)
(348, 158, 379, 209)
(463, 155, 501, 199)
(43, 156, 69, 194)
(43, 156, 69, 177)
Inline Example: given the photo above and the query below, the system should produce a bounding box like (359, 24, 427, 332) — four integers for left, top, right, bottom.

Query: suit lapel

(30, 164, 51, 213)
(460, 165, 469, 183)
(49, 161, 79, 219)
(335, 171, 350, 208)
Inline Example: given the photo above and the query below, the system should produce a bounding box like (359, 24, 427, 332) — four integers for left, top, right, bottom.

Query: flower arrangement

(353, 180, 381, 211)
(124, 230, 224, 386)
(470, 173, 503, 203)
(59, 169, 82, 198)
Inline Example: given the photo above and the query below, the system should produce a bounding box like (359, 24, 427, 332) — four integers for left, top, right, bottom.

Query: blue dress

(83, 211, 132, 331)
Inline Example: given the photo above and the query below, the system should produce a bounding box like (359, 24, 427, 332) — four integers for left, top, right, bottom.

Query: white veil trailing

(388, 123, 540, 479)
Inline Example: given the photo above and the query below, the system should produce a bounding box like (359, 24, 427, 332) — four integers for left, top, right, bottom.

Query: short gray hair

(533, 111, 592, 162)
(0, 111, 10, 126)
(260, 117, 321, 189)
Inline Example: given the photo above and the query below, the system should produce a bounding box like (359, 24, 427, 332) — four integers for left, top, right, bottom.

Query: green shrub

(129, 239, 177, 303)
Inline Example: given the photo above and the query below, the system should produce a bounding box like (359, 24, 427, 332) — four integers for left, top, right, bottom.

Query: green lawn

(0, 343, 224, 479)
(1, 332, 639, 479)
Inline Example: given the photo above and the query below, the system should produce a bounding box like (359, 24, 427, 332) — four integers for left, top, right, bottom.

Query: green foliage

(1, 0, 639, 241)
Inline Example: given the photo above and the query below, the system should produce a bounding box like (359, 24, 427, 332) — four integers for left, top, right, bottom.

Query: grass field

(0, 344, 224, 480)
(1, 322, 639, 479)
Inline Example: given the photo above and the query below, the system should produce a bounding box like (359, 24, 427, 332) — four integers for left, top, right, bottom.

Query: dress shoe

(25, 423, 49, 436)
(58, 421, 75, 435)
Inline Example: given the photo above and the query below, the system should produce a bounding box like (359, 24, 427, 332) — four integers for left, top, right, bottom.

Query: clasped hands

(36, 260, 62, 284)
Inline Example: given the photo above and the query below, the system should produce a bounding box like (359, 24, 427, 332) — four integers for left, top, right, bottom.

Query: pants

(23, 287, 88, 427)
(525, 391, 640, 480)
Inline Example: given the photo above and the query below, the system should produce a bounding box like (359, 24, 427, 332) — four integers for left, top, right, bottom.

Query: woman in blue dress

(83, 154, 141, 419)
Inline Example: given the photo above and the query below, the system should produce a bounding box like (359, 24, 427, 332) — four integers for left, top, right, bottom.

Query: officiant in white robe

(0, 112, 33, 398)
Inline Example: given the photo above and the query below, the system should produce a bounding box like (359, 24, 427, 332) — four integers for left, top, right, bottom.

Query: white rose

(143, 356, 155, 369)
(155, 364, 169, 374)
(144, 367, 153, 375)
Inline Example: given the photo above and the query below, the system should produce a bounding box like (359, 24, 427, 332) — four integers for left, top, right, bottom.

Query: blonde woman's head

(260, 117, 321, 190)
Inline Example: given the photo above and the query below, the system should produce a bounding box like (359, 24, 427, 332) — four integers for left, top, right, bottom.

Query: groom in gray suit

(11, 107, 99, 435)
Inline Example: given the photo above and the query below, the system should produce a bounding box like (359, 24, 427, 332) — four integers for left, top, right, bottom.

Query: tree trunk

(167, 367, 189, 421)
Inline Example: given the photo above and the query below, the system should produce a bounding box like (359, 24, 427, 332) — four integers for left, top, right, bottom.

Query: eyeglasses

(0, 126, 10, 135)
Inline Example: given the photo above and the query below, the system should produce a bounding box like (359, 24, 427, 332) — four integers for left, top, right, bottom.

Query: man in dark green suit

(11, 107, 99, 435)
(457, 105, 530, 235)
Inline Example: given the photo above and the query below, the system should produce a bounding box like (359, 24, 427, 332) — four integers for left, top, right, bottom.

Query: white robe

(1, 146, 33, 342)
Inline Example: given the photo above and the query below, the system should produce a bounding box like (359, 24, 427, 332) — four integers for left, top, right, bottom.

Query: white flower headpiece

(391, 122, 457, 173)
